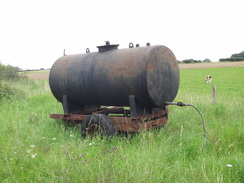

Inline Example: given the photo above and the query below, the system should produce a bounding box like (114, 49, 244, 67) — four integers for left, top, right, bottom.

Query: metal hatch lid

(97, 41, 119, 53)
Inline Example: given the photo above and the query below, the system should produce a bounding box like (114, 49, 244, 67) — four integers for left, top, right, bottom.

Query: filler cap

(97, 41, 119, 53)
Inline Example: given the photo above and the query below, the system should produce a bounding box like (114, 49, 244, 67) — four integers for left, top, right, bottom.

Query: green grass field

(0, 66, 243, 182)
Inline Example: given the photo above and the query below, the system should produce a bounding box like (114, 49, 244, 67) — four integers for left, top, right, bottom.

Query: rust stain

(50, 108, 168, 133)
(168, 52, 177, 68)
(146, 60, 154, 72)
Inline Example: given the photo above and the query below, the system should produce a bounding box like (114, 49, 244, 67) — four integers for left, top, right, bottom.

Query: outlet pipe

(166, 101, 207, 147)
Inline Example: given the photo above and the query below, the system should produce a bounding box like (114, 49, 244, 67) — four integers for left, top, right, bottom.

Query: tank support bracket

(63, 95, 69, 114)
(62, 95, 84, 114)
(129, 95, 145, 117)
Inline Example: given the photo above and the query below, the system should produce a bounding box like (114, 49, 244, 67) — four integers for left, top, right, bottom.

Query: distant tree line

(231, 51, 244, 58)
(179, 58, 211, 63)
(219, 57, 244, 62)
(219, 51, 244, 62)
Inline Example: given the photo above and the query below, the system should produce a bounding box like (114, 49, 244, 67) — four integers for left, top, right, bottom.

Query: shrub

(0, 63, 27, 100)
(0, 83, 13, 100)
(0, 63, 26, 80)
(203, 58, 211, 62)
(181, 59, 202, 63)
(0, 81, 26, 101)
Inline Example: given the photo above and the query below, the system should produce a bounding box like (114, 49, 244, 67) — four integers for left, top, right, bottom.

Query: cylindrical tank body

(49, 45, 180, 111)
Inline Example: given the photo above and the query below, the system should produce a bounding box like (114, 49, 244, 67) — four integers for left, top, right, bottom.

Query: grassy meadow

(0, 66, 243, 182)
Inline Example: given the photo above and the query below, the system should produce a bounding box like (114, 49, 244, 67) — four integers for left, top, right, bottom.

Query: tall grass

(0, 66, 243, 182)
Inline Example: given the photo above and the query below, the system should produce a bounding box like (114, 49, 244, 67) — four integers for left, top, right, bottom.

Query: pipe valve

(166, 100, 188, 106)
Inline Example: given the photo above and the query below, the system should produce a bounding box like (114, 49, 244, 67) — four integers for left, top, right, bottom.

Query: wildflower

(52, 138, 56, 140)
(30, 145, 35, 148)
(31, 153, 37, 158)
(27, 149, 32, 153)
(79, 155, 83, 158)
(227, 164, 233, 167)
(89, 142, 94, 146)
(70, 134, 74, 137)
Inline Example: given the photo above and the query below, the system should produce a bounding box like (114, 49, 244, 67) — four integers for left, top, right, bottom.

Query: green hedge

(219, 57, 244, 62)
(0, 63, 25, 80)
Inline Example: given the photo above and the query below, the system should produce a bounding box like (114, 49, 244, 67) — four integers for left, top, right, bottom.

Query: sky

(0, 0, 243, 70)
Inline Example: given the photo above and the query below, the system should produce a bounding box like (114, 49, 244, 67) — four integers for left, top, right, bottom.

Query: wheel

(81, 114, 117, 138)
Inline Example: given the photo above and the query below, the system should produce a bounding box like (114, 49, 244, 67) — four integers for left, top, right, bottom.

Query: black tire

(81, 114, 117, 138)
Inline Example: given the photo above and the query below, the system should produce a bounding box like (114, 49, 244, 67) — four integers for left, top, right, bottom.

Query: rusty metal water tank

(49, 43, 180, 113)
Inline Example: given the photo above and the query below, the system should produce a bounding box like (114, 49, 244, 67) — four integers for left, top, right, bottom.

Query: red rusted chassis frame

(50, 106, 168, 133)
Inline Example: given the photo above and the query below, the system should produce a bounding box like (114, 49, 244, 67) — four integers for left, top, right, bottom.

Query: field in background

(24, 70, 50, 80)
(179, 61, 244, 69)
(25, 61, 244, 80)
(1, 64, 243, 182)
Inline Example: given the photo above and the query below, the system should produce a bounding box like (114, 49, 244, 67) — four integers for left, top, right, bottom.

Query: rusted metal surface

(50, 107, 168, 132)
(49, 44, 179, 113)
(111, 113, 167, 132)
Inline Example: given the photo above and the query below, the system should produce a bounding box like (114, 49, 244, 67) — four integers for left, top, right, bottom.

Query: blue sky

(0, 0, 243, 69)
